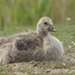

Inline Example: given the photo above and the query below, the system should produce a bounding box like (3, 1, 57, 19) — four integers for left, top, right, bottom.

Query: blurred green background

(0, 0, 75, 29)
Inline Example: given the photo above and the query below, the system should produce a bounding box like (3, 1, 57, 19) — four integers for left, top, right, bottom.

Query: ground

(0, 22, 75, 75)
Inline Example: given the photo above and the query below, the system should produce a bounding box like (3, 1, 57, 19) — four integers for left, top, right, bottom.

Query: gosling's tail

(0, 37, 6, 47)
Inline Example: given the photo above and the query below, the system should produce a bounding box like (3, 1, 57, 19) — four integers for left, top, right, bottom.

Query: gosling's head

(37, 16, 57, 33)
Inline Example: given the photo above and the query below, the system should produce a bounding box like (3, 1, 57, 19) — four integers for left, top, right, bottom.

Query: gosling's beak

(48, 24, 57, 32)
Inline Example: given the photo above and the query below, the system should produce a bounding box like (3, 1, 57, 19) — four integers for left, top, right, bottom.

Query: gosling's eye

(44, 22, 48, 25)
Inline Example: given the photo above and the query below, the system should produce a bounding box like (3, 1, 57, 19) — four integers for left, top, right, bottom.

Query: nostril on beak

(51, 25, 57, 32)
(48, 24, 57, 32)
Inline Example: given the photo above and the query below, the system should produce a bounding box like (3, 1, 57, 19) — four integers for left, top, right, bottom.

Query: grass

(0, 65, 13, 75)
(0, 21, 75, 75)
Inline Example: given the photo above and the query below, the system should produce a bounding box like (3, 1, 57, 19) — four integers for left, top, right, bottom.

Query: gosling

(0, 17, 64, 64)
(36, 17, 64, 60)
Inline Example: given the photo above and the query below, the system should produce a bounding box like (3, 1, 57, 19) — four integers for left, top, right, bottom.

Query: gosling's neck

(36, 29, 49, 39)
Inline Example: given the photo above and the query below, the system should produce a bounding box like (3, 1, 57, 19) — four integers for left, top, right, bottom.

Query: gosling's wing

(15, 33, 43, 51)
